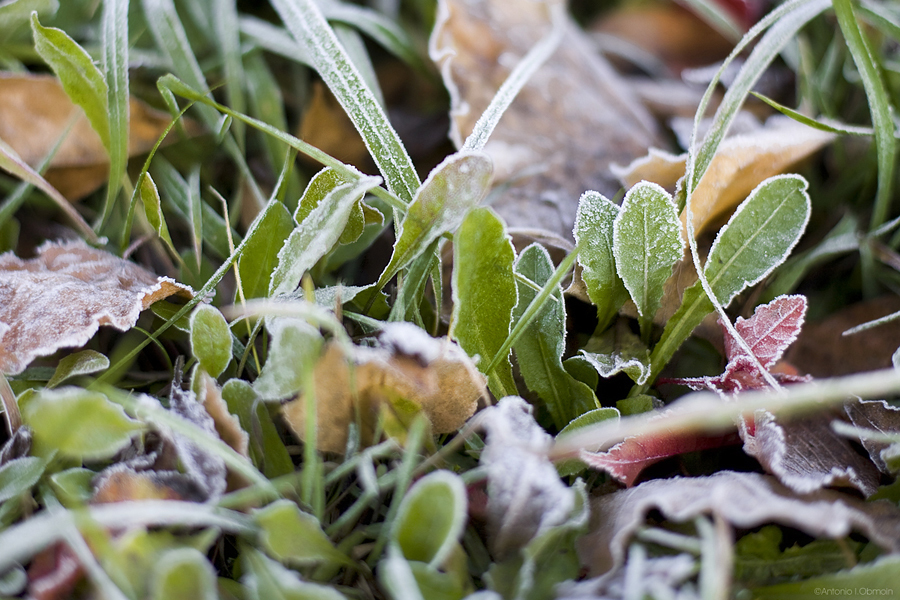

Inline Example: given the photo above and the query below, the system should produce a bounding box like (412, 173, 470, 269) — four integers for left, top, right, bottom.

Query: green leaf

(190, 305, 232, 378)
(573, 191, 629, 330)
(31, 13, 110, 151)
(555, 409, 619, 477)
(22, 388, 144, 460)
(376, 152, 492, 292)
(98, 0, 129, 230)
(47, 468, 94, 507)
(580, 322, 651, 386)
(0, 456, 45, 504)
(254, 318, 323, 400)
(140, 173, 177, 256)
(750, 554, 900, 599)
(513, 244, 597, 429)
(221, 379, 293, 478)
(242, 548, 348, 600)
(319, 1, 422, 69)
(151, 548, 217, 600)
(236, 201, 294, 300)
(269, 175, 381, 297)
(47, 350, 109, 388)
(391, 471, 467, 567)
(255, 500, 349, 567)
(0, 0, 57, 41)
(449, 207, 518, 398)
(612, 181, 684, 339)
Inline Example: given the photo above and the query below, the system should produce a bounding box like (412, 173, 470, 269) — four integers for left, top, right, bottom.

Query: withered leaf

(844, 399, 900, 475)
(430, 0, 660, 240)
(0, 72, 190, 200)
(282, 322, 486, 454)
(578, 470, 900, 578)
(0, 240, 193, 375)
(613, 116, 836, 237)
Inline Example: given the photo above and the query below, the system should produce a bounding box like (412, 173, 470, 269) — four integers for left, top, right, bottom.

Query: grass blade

(99, 0, 130, 231)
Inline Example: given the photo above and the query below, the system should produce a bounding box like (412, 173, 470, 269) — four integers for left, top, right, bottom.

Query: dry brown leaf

(197, 371, 250, 491)
(298, 81, 371, 172)
(282, 322, 486, 453)
(578, 470, 900, 578)
(0, 72, 189, 200)
(613, 115, 836, 237)
(430, 0, 661, 240)
(0, 240, 193, 375)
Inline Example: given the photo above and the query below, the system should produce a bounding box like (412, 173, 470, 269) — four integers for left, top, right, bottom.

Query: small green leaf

(513, 244, 597, 429)
(0, 456, 45, 504)
(47, 350, 109, 388)
(190, 305, 232, 378)
(151, 548, 216, 600)
(269, 175, 381, 297)
(573, 191, 629, 330)
(253, 318, 323, 400)
(222, 379, 294, 478)
(449, 207, 518, 398)
(235, 201, 294, 300)
(23, 388, 144, 460)
(48, 468, 94, 507)
(141, 174, 177, 253)
(376, 152, 492, 291)
(613, 181, 684, 339)
(31, 13, 110, 151)
(391, 471, 467, 567)
(242, 547, 348, 600)
(255, 499, 349, 567)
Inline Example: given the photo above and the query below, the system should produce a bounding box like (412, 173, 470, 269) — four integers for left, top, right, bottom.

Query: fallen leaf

(298, 81, 371, 172)
(844, 399, 900, 475)
(0, 72, 189, 200)
(613, 115, 836, 237)
(577, 470, 900, 578)
(430, 0, 661, 240)
(282, 322, 486, 453)
(0, 240, 193, 375)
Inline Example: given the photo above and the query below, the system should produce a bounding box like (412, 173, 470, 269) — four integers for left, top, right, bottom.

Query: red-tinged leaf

(580, 428, 741, 486)
(724, 294, 806, 370)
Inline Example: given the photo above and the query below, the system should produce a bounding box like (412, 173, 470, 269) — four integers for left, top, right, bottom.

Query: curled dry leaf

(430, 0, 660, 240)
(0, 240, 193, 375)
(578, 470, 900, 578)
(0, 72, 191, 200)
(613, 116, 836, 237)
(282, 322, 486, 454)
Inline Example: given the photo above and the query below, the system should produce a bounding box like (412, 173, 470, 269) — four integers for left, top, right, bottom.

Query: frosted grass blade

(99, 0, 129, 230)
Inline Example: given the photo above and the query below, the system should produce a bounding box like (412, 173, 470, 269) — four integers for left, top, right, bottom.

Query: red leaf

(724, 294, 806, 370)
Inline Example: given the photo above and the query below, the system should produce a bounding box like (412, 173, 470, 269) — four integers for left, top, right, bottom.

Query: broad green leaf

(22, 388, 144, 460)
(269, 175, 381, 297)
(190, 305, 232, 377)
(255, 500, 349, 567)
(140, 173, 176, 255)
(293, 166, 367, 246)
(580, 322, 651, 386)
(236, 201, 294, 300)
(449, 207, 518, 398)
(98, 0, 129, 230)
(242, 548, 348, 600)
(31, 13, 110, 151)
(751, 554, 900, 599)
(376, 152, 492, 291)
(222, 379, 293, 478)
(573, 191, 628, 331)
(391, 471, 467, 567)
(0, 457, 45, 504)
(642, 174, 811, 392)
(269, 0, 420, 204)
(513, 244, 597, 429)
(613, 181, 684, 339)
(151, 548, 216, 600)
(47, 350, 109, 388)
(254, 318, 323, 400)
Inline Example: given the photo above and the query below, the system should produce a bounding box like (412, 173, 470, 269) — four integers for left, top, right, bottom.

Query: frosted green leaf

(242, 549, 348, 600)
(99, 0, 129, 229)
(140, 174, 176, 254)
(190, 305, 232, 378)
(556, 408, 619, 477)
(236, 201, 294, 300)
(513, 244, 597, 429)
(580, 323, 651, 385)
(573, 191, 628, 331)
(150, 548, 216, 600)
(254, 318, 323, 400)
(22, 388, 144, 460)
(293, 167, 367, 246)
(376, 152, 492, 291)
(31, 13, 110, 151)
(449, 207, 517, 398)
(391, 471, 467, 567)
(269, 175, 381, 297)
(255, 499, 349, 567)
(0, 457, 45, 504)
(612, 181, 684, 337)
(47, 350, 109, 388)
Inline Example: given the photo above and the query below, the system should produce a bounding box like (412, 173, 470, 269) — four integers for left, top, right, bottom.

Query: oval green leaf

(190, 305, 232, 378)
(391, 470, 467, 567)
(47, 350, 109, 389)
(151, 548, 217, 600)
(254, 499, 349, 567)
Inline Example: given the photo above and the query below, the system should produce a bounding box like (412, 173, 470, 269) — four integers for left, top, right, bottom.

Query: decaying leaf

(613, 116, 836, 236)
(578, 470, 900, 578)
(0, 240, 193, 375)
(0, 72, 190, 200)
(430, 0, 660, 240)
(282, 322, 486, 453)
(844, 399, 900, 475)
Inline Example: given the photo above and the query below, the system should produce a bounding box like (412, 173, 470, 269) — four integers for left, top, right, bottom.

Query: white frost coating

(580, 349, 650, 386)
(376, 322, 443, 364)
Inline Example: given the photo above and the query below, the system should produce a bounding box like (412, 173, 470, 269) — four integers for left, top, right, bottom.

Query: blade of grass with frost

(450, 207, 518, 399)
(678, 0, 742, 42)
(270, 175, 382, 297)
(213, 0, 246, 148)
(0, 136, 96, 242)
(375, 152, 492, 293)
(751, 92, 875, 135)
(158, 75, 406, 213)
(335, 24, 384, 108)
(99, 0, 129, 231)
(320, 0, 424, 70)
(835, 0, 897, 234)
(270, 0, 420, 204)
(188, 167, 203, 272)
(459, 5, 563, 152)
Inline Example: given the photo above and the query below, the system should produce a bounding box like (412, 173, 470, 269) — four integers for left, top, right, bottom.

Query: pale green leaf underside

(391, 471, 467, 568)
